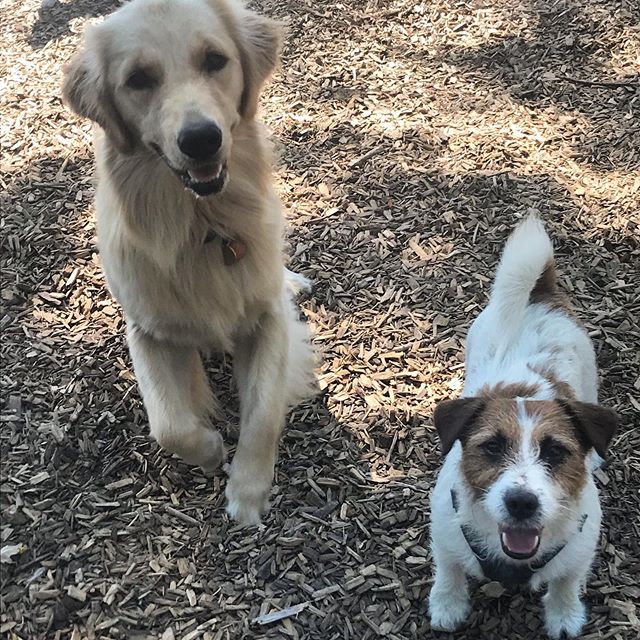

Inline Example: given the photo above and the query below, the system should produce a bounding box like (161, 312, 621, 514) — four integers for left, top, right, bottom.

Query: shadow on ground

(29, 0, 119, 49)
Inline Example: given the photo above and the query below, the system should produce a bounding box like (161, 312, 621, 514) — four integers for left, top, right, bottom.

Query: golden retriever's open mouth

(150, 144, 228, 196)
(181, 163, 228, 196)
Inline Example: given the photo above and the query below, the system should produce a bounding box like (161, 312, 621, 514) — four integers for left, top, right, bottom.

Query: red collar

(221, 238, 247, 265)
(204, 229, 246, 265)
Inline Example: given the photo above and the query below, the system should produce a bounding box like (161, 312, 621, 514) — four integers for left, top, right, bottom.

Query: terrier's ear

(559, 400, 619, 458)
(433, 398, 486, 456)
(62, 28, 135, 152)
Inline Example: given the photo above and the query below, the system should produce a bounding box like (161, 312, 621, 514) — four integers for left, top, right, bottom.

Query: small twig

(164, 505, 199, 526)
(30, 182, 67, 189)
(348, 145, 385, 168)
(303, 8, 327, 20)
(560, 75, 639, 90)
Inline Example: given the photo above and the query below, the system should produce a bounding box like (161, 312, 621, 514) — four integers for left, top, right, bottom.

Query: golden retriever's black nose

(504, 488, 539, 521)
(178, 121, 222, 161)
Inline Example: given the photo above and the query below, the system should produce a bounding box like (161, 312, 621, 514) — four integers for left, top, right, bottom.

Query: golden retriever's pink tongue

(188, 165, 221, 182)
(501, 528, 539, 555)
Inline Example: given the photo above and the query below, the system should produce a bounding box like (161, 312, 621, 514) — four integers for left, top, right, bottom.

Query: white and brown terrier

(428, 215, 618, 638)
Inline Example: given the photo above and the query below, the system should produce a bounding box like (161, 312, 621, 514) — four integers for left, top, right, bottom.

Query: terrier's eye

(480, 435, 506, 459)
(539, 437, 570, 467)
(126, 68, 157, 90)
(202, 51, 228, 74)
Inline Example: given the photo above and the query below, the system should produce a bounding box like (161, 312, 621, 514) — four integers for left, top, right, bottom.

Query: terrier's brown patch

(461, 399, 522, 496)
(529, 261, 575, 316)
(529, 366, 576, 401)
(460, 398, 591, 500)
(478, 381, 540, 399)
(526, 401, 588, 498)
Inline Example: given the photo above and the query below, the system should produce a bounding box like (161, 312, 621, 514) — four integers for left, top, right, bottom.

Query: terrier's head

(434, 397, 617, 559)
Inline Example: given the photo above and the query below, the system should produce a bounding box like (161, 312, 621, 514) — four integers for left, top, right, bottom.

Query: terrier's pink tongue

(502, 528, 539, 554)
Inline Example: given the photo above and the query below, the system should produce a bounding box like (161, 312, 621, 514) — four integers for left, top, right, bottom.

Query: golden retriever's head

(63, 0, 282, 196)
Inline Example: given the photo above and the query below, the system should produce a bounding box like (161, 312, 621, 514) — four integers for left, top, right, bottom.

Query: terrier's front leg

(544, 575, 587, 639)
(428, 559, 471, 631)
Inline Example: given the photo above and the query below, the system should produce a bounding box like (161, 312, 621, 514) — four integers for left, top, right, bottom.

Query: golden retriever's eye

(202, 51, 228, 74)
(126, 68, 157, 90)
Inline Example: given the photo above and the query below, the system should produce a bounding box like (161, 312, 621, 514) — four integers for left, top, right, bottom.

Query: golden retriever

(62, 0, 316, 524)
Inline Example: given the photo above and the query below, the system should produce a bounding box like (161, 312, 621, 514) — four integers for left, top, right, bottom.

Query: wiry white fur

(487, 214, 554, 355)
(430, 215, 602, 638)
(430, 444, 599, 637)
(464, 217, 597, 403)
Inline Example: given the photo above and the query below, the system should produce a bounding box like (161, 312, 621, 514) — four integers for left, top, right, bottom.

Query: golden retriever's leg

(126, 323, 225, 473)
(226, 307, 290, 524)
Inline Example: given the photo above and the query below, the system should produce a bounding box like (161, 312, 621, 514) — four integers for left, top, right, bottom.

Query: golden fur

(62, 0, 316, 524)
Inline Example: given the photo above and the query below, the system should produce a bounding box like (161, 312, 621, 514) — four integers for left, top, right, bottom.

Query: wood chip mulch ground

(1, 0, 639, 638)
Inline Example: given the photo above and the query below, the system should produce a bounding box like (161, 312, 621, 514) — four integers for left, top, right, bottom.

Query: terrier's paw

(544, 598, 587, 639)
(429, 589, 471, 631)
(225, 465, 271, 525)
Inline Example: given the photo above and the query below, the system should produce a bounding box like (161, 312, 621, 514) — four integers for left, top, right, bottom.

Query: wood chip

(252, 602, 309, 625)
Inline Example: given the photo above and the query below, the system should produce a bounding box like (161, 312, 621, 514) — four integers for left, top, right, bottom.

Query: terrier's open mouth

(499, 526, 541, 560)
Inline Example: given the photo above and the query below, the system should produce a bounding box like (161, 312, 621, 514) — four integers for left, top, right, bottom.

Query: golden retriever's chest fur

(94, 133, 285, 352)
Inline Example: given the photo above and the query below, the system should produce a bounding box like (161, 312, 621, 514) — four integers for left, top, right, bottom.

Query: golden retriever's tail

(285, 268, 312, 295)
(283, 268, 318, 407)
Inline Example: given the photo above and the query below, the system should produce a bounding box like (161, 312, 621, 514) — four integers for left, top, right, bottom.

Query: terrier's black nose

(504, 488, 540, 521)
(177, 121, 222, 161)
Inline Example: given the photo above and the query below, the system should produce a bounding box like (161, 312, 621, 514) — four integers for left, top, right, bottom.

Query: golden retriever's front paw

(198, 429, 227, 475)
(225, 466, 271, 525)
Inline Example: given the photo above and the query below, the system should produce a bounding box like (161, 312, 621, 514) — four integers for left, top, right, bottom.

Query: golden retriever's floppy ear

(558, 400, 619, 458)
(62, 30, 135, 153)
(433, 398, 486, 456)
(234, 8, 283, 119)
